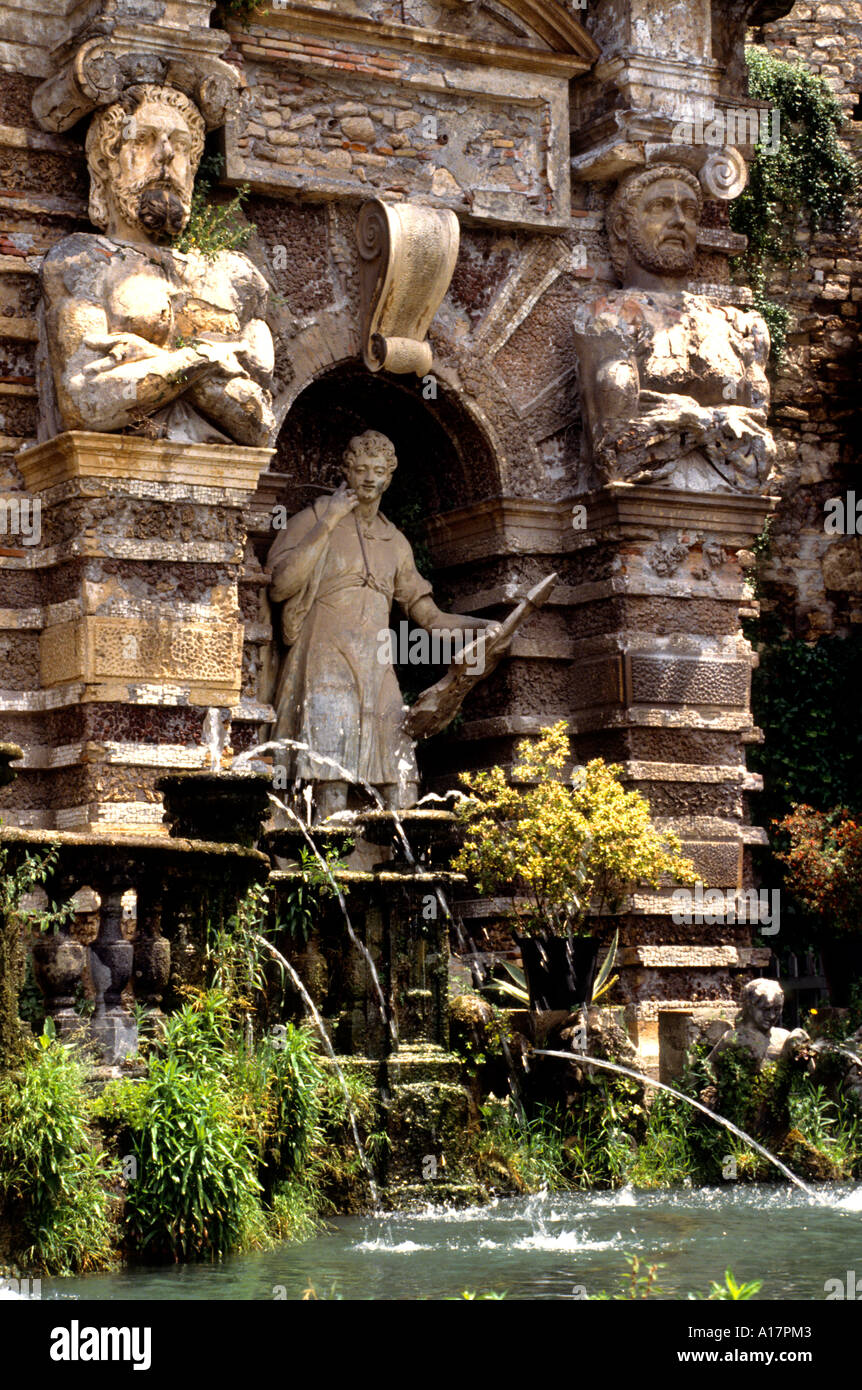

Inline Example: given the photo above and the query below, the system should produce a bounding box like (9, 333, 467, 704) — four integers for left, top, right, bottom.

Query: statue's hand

(81, 333, 162, 368)
(325, 482, 360, 524)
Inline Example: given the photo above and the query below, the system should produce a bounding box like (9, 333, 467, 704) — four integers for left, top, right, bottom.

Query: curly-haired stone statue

(573, 164, 775, 494)
(40, 83, 275, 447)
(267, 430, 501, 819)
(708, 979, 809, 1070)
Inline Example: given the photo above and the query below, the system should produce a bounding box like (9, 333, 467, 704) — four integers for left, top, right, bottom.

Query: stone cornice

(250, 2, 598, 77)
(17, 431, 274, 495)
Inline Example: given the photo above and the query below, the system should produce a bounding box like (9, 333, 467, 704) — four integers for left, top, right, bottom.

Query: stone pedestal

(0, 431, 273, 833)
(569, 483, 777, 1053)
(424, 487, 776, 1060)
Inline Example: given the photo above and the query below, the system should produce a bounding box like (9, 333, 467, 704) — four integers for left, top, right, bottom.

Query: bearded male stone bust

(39, 83, 275, 448)
(573, 164, 775, 494)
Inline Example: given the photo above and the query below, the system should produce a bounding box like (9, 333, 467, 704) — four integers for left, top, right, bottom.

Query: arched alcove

(270, 360, 501, 527)
(256, 358, 506, 780)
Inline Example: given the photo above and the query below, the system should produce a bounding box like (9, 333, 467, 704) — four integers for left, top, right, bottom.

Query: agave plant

(484, 929, 619, 1008)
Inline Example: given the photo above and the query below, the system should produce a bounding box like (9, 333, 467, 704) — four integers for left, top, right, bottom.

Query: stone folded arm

(52, 309, 274, 446)
(41, 238, 276, 447)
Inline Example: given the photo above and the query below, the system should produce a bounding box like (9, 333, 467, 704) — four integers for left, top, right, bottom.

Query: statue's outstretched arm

(408, 594, 500, 637)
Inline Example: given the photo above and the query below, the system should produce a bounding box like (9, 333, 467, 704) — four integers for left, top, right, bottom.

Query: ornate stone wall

(0, 0, 825, 1053)
(751, 1, 862, 640)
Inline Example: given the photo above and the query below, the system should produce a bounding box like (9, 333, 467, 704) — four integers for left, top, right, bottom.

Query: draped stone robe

(267, 498, 433, 792)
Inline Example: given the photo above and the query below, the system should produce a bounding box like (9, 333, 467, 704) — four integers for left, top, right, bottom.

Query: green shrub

(174, 155, 254, 259)
(453, 721, 696, 935)
(731, 48, 860, 364)
(0, 843, 72, 1068)
(733, 48, 859, 271)
(473, 1099, 570, 1192)
(749, 634, 862, 827)
(123, 1050, 261, 1263)
(0, 1033, 116, 1273)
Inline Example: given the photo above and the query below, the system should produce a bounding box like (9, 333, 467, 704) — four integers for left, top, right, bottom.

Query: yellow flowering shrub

(452, 720, 697, 936)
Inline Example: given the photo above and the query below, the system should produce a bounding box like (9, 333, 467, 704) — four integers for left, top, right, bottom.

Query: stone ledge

(3, 539, 244, 569)
(620, 945, 772, 969)
(0, 687, 275, 717)
(257, 2, 599, 73)
(459, 708, 758, 740)
(17, 432, 274, 494)
(624, 760, 749, 782)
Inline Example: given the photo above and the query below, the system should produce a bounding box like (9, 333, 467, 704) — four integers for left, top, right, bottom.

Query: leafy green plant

(207, 884, 276, 1016)
(628, 1092, 700, 1188)
(0, 843, 73, 1068)
(485, 930, 619, 1006)
(123, 1047, 261, 1262)
(215, 0, 267, 27)
(733, 49, 859, 273)
(594, 1256, 762, 1301)
(314, 1066, 388, 1198)
(592, 1254, 665, 1300)
(233, 1024, 325, 1195)
(453, 721, 696, 936)
(730, 47, 859, 364)
(473, 1098, 570, 1193)
(281, 846, 352, 947)
(773, 804, 862, 935)
(749, 634, 862, 828)
(692, 1269, 763, 1301)
(0, 1030, 117, 1273)
(788, 1077, 859, 1174)
(174, 154, 254, 259)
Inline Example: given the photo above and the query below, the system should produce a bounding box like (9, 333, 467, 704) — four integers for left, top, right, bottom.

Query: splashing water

(265, 791, 397, 1048)
(533, 1049, 818, 1198)
(201, 707, 230, 773)
(253, 932, 380, 1206)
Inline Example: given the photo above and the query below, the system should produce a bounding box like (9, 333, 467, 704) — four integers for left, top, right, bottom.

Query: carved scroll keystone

(356, 200, 460, 377)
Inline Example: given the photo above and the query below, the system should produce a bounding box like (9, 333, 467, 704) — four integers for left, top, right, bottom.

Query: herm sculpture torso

(39, 83, 275, 449)
(573, 165, 775, 494)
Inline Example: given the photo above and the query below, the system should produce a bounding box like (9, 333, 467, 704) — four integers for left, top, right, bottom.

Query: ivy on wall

(731, 47, 860, 359)
(214, 0, 266, 25)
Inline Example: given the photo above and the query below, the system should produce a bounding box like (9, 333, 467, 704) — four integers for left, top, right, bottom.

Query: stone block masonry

(0, 433, 273, 833)
(224, 18, 578, 229)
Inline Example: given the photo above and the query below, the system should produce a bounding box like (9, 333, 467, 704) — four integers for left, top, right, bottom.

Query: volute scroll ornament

(32, 40, 242, 134)
(699, 145, 749, 201)
(356, 199, 460, 376)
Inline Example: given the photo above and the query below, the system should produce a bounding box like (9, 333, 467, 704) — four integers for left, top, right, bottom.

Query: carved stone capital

(33, 31, 242, 134)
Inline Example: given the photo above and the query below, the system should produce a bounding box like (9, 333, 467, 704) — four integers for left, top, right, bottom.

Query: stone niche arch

(249, 357, 506, 757)
(267, 358, 502, 525)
